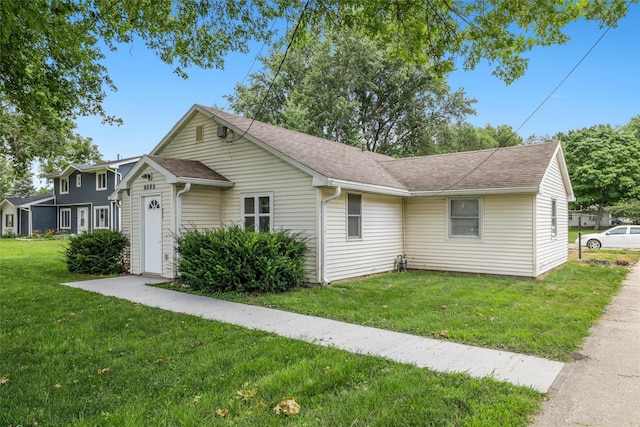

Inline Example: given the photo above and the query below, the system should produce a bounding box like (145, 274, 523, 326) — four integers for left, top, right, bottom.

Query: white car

(575, 225, 640, 249)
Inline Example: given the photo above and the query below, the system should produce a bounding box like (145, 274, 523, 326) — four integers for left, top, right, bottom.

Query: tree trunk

(594, 204, 605, 230)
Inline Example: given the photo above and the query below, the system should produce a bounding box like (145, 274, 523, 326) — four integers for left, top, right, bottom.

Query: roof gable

(380, 142, 564, 194)
(1, 192, 55, 208)
(146, 104, 573, 197)
(112, 155, 232, 199)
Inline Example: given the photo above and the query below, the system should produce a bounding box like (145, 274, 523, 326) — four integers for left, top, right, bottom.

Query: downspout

(175, 183, 192, 279)
(176, 183, 192, 237)
(320, 186, 341, 285)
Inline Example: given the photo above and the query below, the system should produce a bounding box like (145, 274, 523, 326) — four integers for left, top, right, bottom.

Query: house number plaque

(143, 184, 156, 191)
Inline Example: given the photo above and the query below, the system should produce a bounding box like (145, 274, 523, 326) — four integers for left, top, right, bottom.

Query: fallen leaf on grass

(0, 374, 9, 385)
(97, 368, 111, 375)
(56, 318, 69, 323)
(215, 408, 229, 417)
(273, 398, 300, 415)
(54, 383, 62, 389)
(236, 386, 258, 400)
(192, 395, 202, 404)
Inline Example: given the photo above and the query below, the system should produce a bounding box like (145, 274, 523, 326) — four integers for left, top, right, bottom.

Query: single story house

(111, 105, 574, 283)
(0, 193, 56, 236)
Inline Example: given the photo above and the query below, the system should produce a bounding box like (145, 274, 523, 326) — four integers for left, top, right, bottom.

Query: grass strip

(1, 239, 541, 426)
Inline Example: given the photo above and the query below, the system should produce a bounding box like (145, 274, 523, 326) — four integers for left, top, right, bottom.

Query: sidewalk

(531, 262, 640, 426)
(62, 275, 563, 392)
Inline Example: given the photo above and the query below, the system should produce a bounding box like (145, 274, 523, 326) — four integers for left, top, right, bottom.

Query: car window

(608, 227, 628, 235)
(630, 227, 640, 235)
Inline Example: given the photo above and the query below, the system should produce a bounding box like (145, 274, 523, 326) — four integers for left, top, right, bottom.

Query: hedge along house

(111, 105, 574, 282)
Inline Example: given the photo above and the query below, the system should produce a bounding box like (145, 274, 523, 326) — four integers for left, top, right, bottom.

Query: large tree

(227, 30, 476, 156)
(562, 125, 640, 229)
(437, 122, 523, 154)
(1, 0, 634, 159)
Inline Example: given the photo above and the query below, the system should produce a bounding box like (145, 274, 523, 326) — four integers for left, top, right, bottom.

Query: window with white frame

(347, 193, 362, 239)
(94, 206, 109, 229)
(96, 172, 107, 190)
(5, 214, 14, 228)
(76, 174, 81, 187)
(60, 209, 71, 229)
(449, 198, 480, 237)
(60, 178, 69, 194)
(242, 193, 272, 232)
(551, 199, 557, 237)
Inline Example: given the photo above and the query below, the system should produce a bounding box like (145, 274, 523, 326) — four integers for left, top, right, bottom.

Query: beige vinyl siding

(157, 112, 319, 282)
(324, 191, 403, 282)
(535, 154, 569, 275)
(179, 185, 222, 230)
(405, 194, 536, 277)
(1, 205, 18, 235)
(128, 165, 174, 278)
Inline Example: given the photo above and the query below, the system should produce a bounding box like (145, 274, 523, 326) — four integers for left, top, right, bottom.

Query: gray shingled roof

(147, 155, 231, 182)
(201, 106, 560, 193)
(202, 107, 406, 190)
(380, 142, 560, 192)
(4, 192, 54, 206)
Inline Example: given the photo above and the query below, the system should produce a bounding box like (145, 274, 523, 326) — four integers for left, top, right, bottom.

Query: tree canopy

(1, 0, 635, 145)
(561, 123, 640, 229)
(226, 30, 476, 156)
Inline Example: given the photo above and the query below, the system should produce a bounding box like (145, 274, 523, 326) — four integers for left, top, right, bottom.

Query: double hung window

(60, 209, 71, 229)
(94, 207, 109, 229)
(450, 198, 480, 237)
(347, 194, 362, 239)
(242, 193, 272, 232)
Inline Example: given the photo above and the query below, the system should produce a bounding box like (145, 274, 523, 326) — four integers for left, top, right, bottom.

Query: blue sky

(75, 5, 640, 162)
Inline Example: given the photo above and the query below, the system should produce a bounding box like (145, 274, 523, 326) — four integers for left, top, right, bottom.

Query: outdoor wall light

(141, 173, 152, 180)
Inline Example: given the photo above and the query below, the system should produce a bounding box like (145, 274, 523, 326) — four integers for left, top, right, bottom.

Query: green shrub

(176, 225, 307, 293)
(65, 230, 129, 275)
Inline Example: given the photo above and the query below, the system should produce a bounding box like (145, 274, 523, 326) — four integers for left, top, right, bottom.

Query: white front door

(77, 207, 88, 234)
(142, 196, 162, 274)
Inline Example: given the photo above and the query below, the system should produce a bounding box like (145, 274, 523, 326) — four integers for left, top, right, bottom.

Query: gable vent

(217, 126, 228, 138)
(195, 125, 204, 142)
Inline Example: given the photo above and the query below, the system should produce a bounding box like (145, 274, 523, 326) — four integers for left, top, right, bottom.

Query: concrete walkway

(531, 262, 640, 427)
(63, 275, 563, 392)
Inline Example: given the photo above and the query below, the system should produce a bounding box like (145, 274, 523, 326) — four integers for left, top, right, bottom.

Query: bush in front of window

(65, 230, 129, 275)
(176, 224, 308, 293)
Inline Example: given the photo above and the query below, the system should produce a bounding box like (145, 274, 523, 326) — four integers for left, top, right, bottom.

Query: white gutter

(320, 187, 341, 284)
(175, 183, 192, 237)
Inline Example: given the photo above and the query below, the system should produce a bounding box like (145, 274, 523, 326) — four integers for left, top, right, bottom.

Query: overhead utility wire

(433, 1, 630, 195)
(225, 0, 312, 143)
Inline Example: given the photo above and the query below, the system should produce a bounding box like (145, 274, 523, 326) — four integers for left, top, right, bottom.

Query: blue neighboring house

(0, 193, 56, 236)
(46, 156, 140, 234)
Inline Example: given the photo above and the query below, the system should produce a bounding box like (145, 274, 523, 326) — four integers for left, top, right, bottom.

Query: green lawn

(1, 239, 542, 426)
(167, 251, 639, 362)
(568, 227, 604, 243)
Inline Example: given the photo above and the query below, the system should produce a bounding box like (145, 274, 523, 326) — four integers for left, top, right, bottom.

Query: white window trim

(60, 178, 69, 194)
(60, 208, 71, 229)
(94, 206, 110, 229)
(76, 174, 82, 188)
(241, 192, 273, 232)
(447, 197, 482, 239)
(346, 193, 362, 240)
(5, 214, 14, 228)
(96, 172, 108, 191)
(551, 198, 558, 238)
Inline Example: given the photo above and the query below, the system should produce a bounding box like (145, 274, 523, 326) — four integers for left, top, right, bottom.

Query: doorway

(142, 196, 162, 274)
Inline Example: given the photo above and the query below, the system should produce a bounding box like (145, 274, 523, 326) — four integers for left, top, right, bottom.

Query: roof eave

(322, 179, 409, 197)
(169, 177, 234, 187)
(410, 186, 540, 197)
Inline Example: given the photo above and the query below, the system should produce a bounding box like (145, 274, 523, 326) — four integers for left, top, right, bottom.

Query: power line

(225, 0, 312, 143)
